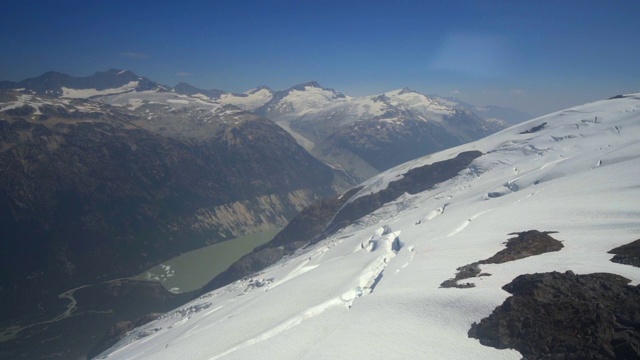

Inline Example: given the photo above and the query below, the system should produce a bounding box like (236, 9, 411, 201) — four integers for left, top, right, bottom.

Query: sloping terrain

(97, 93, 640, 360)
(0, 87, 336, 359)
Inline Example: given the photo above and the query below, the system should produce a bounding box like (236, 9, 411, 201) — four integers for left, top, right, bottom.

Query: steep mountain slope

(0, 87, 336, 359)
(98, 93, 640, 360)
(256, 83, 508, 182)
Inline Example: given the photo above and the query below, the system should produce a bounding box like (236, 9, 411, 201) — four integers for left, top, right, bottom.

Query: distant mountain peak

(105, 69, 134, 76)
(372, 94, 390, 103)
(245, 85, 272, 94)
(290, 81, 323, 91)
(173, 82, 203, 92)
(172, 82, 224, 98)
(398, 87, 415, 95)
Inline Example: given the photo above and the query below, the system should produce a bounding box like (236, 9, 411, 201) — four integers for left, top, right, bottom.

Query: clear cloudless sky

(1, 0, 639, 115)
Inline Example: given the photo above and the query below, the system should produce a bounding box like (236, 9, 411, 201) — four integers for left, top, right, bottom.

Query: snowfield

(96, 93, 640, 360)
(61, 81, 141, 98)
(219, 88, 273, 111)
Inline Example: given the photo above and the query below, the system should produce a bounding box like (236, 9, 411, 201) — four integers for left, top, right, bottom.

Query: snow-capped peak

(244, 86, 272, 95)
(397, 86, 415, 95)
(219, 87, 274, 111)
(291, 81, 322, 90)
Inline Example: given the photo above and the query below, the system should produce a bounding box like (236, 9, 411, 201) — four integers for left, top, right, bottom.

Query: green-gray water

(132, 229, 280, 293)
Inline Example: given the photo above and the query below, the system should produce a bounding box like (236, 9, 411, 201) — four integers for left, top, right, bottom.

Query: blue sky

(1, 0, 638, 115)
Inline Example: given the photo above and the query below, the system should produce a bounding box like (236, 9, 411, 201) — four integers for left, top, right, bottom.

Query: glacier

(95, 93, 640, 359)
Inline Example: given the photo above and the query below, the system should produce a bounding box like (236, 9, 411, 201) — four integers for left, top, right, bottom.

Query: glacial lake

(131, 229, 280, 293)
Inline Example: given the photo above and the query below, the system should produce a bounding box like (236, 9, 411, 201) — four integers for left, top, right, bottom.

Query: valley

(0, 228, 279, 360)
(131, 229, 280, 293)
(2, 69, 636, 360)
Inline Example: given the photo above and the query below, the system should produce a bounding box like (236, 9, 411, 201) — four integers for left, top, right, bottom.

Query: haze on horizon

(2, 0, 638, 116)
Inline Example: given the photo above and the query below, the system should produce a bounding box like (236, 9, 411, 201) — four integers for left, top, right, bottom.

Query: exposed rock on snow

(609, 239, 640, 268)
(323, 150, 482, 236)
(519, 122, 547, 134)
(483, 230, 564, 264)
(441, 230, 564, 288)
(469, 271, 640, 360)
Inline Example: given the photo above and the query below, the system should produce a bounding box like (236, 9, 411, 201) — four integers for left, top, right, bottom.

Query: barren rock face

(609, 239, 640, 268)
(469, 271, 640, 360)
(441, 230, 564, 288)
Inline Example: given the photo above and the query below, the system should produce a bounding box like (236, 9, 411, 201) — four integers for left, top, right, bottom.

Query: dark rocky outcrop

(324, 150, 483, 236)
(440, 263, 483, 289)
(483, 230, 563, 264)
(469, 271, 640, 360)
(609, 95, 628, 100)
(441, 230, 564, 288)
(519, 122, 547, 134)
(609, 239, 640, 268)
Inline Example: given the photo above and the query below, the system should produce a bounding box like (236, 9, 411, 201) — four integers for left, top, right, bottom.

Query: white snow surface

(61, 81, 140, 98)
(0, 93, 97, 115)
(276, 85, 350, 116)
(274, 87, 458, 128)
(97, 93, 640, 360)
(100, 91, 223, 114)
(219, 88, 273, 111)
(384, 88, 455, 116)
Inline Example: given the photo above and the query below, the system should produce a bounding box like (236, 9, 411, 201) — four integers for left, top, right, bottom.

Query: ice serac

(97, 92, 640, 360)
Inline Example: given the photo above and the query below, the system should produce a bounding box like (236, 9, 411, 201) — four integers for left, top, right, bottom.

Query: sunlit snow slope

(97, 93, 640, 360)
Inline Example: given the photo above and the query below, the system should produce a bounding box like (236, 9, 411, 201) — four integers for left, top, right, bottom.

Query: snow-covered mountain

(254, 83, 508, 182)
(218, 86, 274, 111)
(172, 82, 225, 99)
(1, 71, 522, 184)
(172, 83, 274, 111)
(7, 69, 166, 98)
(256, 81, 349, 119)
(96, 93, 640, 360)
